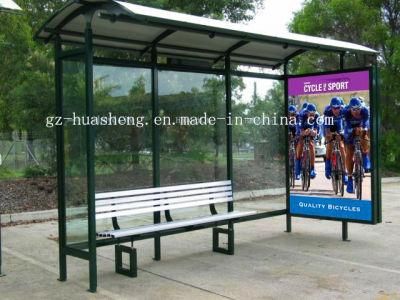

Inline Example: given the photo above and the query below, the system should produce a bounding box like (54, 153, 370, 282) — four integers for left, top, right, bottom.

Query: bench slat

(96, 197, 232, 219)
(97, 210, 256, 238)
(95, 180, 231, 200)
(95, 185, 232, 206)
(96, 191, 232, 213)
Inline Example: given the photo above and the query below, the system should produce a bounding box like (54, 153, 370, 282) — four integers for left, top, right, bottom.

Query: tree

(289, 0, 400, 173)
(132, 0, 263, 22)
(0, 0, 263, 175)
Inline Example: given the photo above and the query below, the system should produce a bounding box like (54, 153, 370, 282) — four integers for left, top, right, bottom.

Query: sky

(248, 0, 304, 33)
(241, 0, 304, 102)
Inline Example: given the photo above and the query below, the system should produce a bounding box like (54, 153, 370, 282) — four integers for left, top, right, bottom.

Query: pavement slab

(0, 182, 399, 299)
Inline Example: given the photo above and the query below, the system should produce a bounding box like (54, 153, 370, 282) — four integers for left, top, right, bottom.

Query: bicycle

(301, 135, 311, 191)
(353, 135, 364, 200)
(328, 132, 345, 197)
(289, 132, 296, 188)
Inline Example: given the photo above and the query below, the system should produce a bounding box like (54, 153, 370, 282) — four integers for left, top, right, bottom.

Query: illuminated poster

(288, 70, 373, 222)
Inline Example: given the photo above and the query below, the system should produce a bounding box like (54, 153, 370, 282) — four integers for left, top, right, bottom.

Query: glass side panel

(232, 77, 286, 213)
(159, 71, 227, 220)
(62, 59, 88, 245)
(93, 65, 153, 231)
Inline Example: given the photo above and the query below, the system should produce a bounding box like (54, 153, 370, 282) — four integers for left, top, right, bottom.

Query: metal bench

(95, 180, 255, 277)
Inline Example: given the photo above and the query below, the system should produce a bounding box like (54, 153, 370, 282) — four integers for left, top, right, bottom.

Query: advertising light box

(287, 69, 380, 223)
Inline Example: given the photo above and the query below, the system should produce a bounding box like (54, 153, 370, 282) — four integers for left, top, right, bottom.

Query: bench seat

(95, 180, 255, 277)
(97, 210, 256, 238)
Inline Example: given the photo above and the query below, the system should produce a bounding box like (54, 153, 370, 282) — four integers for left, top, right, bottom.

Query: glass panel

(232, 77, 286, 213)
(62, 59, 88, 245)
(159, 71, 227, 219)
(93, 65, 152, 231)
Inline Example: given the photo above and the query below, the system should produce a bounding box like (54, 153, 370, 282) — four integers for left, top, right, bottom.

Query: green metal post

(151, 46, 161, 261)
(372, 59, 382, 223)
(225, 55, 235, 252)
(0, 214, 4, 276)
(225, 55, 233, 211)
(284, 62, 291, 233)
(85, 17, 97, 293)
(339, 52, 349, 241)
(55, 35, 67, 281)
(370, 59, 382, 224)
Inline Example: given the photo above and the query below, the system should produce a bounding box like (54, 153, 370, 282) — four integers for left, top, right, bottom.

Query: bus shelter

(36, 0, 380, 292)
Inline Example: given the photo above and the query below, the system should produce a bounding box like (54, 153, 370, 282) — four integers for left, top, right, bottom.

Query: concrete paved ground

(0, 182, 399, 299)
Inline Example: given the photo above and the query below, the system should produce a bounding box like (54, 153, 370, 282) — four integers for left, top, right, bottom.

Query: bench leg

(213, 222, 234, 255)
(115, 245, 137, 278)
(154, 236, 161, 261)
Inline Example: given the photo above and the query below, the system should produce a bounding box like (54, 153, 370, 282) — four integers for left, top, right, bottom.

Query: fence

(0, 130, 56, 177)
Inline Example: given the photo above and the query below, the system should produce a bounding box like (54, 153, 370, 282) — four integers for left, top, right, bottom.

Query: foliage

(23, 164, 48, 177)
(0, 166, 19, 179)
(248, 81, 285, 158)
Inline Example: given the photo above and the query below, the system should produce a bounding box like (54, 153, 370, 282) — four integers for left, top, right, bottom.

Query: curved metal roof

(36, 0, 378, 68)
(0, 0, 22, 12)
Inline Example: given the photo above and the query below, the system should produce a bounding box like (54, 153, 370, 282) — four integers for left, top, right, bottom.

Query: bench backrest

(95, 180, 233, 220)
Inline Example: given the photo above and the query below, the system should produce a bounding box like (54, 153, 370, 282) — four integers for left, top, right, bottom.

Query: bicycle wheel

(355, 155, 363, 200)
(290, 154, 295, 188)
(337, 154, 344, 197)
(356, 156, 363, 200)
(301, 162, 306, 191)
(301, 155, 307, 191)
(307, 152, 311, 190)
(331, 153, 338, 194)
(291, 165, 296, 188)
(304, 150, 310, 191)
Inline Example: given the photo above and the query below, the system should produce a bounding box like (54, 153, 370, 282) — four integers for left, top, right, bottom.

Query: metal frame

(84, 15, 97, 293)
(96, 12, 376, 56)
(284, 62, 291, 233)
(0, 214, 4, 277)
(46, 2, 381, 293)
(115, 244, 137, 277)
(55, 46, 287, 291)
(285, 65, 381, 226)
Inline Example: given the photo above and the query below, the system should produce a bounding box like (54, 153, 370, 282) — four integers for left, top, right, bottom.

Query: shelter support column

(372, 58, 382, 224)
(340, 52, 350, 242)
(85, 16, 97, 292)
(0, 214, 4, 277)
(55, 35, 67, 281)
(226, 55, 233, 211)
(151, 47, 161, 261)
(284, 62, 292, 233)
(213, 55, 234, 255)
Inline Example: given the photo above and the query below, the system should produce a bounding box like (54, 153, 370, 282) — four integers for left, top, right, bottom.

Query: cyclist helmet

(288, 105, 297, 113)
(349, 97, 362, 109)
(330, 97, 342, 108)
(306, 103, 317, 113)
(358, 96, 365, 106)
(302, 102, 308, 110)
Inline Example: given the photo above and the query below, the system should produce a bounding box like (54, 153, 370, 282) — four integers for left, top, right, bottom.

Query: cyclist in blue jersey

(295, 103, 319, 179)
(299, 102, 308, 116)
(340, 98, 346, 108)
(343, 97, 371, 193)
(324, 97, 347, 180)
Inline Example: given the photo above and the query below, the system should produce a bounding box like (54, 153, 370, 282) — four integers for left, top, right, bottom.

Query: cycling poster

(287, 70, 373, 222)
